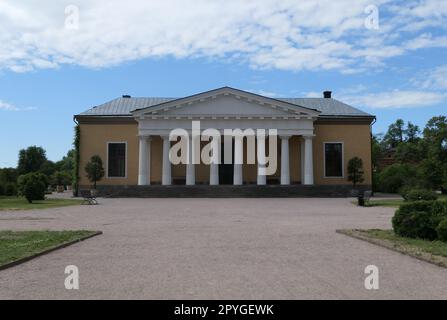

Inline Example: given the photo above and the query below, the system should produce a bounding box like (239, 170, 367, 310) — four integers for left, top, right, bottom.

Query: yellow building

(74, 87, 375, 196)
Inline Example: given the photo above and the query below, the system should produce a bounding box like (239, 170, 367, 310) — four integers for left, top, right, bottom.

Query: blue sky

(0, 0, 446, 167)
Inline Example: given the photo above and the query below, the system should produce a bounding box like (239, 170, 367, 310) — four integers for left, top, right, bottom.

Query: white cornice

(139, 114, 317, 120)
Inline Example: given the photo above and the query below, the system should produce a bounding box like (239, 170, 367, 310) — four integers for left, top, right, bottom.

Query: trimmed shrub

(393, 210, 437, 240)
(430, 201, 447, 229)
(436, 219, 447, 242)
(84, 155, 104, 189)
(400, 187, 438, 202)
(17, 173, 47, 203)
(392, 200, 447, 240)
(4, 183, 17, 196)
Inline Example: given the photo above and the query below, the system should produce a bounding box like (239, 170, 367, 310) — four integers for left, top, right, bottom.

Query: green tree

(395, 139, 425, 163)
(51, 171, 72, 186)
(56, 149, 75, 172)
(371, 134, 383, 170)
(405, 122, 420, 143)
(0, 167, 18, 184)
(39, 160, 57, 177)
(347, 157, 365, 187)
(422, 116, 447, 191)
(383, 119, 405, 148)
(85, 155, 104, 189)
(17, 146, 47, 175)
(377, 163, 419, 193)
(17, 172, 47, 203)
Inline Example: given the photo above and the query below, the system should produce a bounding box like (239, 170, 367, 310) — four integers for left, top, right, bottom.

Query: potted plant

(85, 155, 105, 196)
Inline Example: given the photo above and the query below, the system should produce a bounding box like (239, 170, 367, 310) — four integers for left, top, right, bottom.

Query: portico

(132, 87, 319, 186)
(136, 133, 315, 186)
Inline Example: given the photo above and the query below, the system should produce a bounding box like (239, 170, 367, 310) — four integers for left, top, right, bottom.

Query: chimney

(122, 95, 131, 98)
(323, 91, 332, 99)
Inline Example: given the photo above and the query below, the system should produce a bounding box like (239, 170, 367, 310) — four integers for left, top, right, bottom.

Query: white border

(323, 141, 344, 178)
(106, 141, 128, 179)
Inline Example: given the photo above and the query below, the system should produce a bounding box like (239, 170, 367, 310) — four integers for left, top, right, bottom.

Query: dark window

(108, 143, 126, 177)
(324, 143, 343, 177)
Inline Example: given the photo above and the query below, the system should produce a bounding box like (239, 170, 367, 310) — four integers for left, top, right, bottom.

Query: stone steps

(95, 185, 370, 198)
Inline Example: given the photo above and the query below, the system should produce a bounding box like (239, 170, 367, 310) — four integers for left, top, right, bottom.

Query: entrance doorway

(219, 141, 234, 184)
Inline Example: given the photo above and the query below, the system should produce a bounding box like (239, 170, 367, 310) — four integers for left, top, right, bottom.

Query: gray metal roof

(77, 93, 373, 118)
(279, 98, 372, 117)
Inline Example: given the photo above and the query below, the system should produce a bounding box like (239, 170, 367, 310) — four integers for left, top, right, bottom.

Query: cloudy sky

(0, 0, 446, 167)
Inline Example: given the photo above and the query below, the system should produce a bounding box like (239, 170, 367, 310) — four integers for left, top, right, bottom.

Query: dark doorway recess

(219, 141, 234, 185)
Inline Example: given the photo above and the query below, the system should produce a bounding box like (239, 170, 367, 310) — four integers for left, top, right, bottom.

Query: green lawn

(0, 196, 83, 211)
(0, 230, 98, 267)
(338, 229, 447, 268)
(365, 199, 403, 207)
(353, 194, 447, 208)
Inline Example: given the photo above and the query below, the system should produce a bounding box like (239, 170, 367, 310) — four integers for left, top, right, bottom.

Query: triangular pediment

(131, 87, 320, 118)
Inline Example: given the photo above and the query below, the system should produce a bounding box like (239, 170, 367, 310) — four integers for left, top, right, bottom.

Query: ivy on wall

(73, 125, 80, 197)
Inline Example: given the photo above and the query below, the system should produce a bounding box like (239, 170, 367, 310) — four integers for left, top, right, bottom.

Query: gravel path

(0, 197, 446, 299)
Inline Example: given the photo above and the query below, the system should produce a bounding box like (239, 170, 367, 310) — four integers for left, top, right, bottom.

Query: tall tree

(0, 168, 18, 183)
(371, 134, 383, 170)
(405, 122, 420, 143)
(383, 119, 405, 148)
(17, 146, 47, 175)
(422, 116, 447, 191)
(56, 149, 75, 172)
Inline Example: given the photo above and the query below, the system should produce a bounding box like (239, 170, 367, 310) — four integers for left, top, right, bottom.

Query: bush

(392, 200, 447, 240)
(17, 173, 47, 203)
(437, 219, 447, 242)
(400, 187, 438, 201)
(0, 184, 4, 195)
(393, 210, 437, 240)
(4, 183, 17, 196)
(377, 163, 418, 193)
(84, 155, 104, 189)
(347, 157, 365, 186)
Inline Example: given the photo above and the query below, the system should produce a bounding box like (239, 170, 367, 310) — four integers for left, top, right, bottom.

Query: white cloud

(339, 90, 446, 109)
(0, 100, 35, 111)
(412, 65, 447, 89)
(0, 0, 446, 73)
(246, 89, 280, 98)
(303, 91, 323, 98)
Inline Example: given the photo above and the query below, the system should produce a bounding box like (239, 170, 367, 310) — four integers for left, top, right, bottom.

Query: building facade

(74, 87, 375, 191)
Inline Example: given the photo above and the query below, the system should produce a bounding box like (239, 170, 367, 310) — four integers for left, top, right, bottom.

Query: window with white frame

(324, 142, 343, 177)
(108, 142, 126, 178)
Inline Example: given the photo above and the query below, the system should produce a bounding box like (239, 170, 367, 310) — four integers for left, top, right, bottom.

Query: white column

(186, 135, 195, 185)
(138, 136, 149, 185)
(303, 135, 314, 185)
(300, 139, 305, 184)
(280, 135, 290, 185)
(162, 135, 172, 185)
(233, 136, 243, 185)
(257, 135, 266, 185)
(210, 142, 219, 185)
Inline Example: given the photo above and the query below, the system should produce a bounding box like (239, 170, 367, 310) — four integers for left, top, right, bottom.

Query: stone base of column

(233, 164, 243, 185)
(210, 163, 219, 185)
